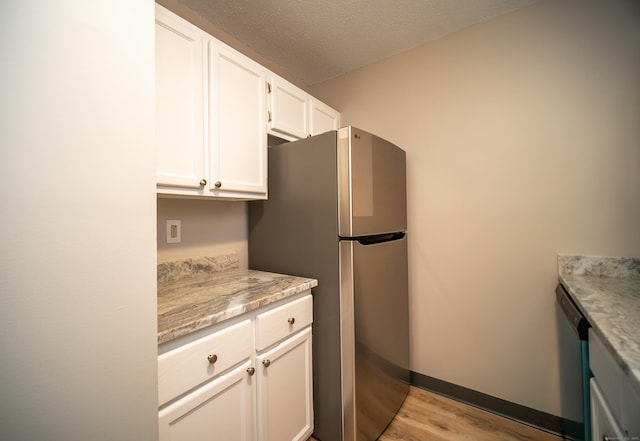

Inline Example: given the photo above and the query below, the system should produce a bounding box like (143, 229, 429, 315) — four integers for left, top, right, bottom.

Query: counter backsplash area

(157, 254, 240, 284)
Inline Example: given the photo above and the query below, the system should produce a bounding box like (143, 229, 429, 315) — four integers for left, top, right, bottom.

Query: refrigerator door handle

(341, 232, 406, 245)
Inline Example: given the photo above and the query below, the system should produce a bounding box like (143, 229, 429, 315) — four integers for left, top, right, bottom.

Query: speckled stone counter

(558, 255, 640, 395)
(157, 255, 318, 345)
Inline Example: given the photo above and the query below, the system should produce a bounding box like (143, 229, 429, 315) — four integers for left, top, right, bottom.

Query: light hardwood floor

(310, 386, 562, 441)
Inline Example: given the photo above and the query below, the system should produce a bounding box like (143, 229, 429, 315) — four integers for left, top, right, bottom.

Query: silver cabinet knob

(199, 179, 207, 186)
(207, 354, 218, 364)
(262, 359, 271, 368)
(246, 367, 255, 376)
(288, 317, 295, 325)
(214, 181, 222, 188)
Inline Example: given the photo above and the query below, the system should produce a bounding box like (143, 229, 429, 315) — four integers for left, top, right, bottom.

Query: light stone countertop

(558, 255, 640, 395)
(157, 255, 318, 345)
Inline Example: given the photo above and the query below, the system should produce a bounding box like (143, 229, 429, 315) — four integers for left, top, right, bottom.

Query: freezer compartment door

(338, 127, 407, 238)
(341, 235, 410, 441)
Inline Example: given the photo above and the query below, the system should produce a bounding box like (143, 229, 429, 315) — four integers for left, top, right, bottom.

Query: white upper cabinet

(155, 4, 340, 199)
(267, 74, 340, 140)
(309, 98, 340, 136)
(155, 5, 206, 189)
(155, 5, 267, 200)
(209, 41, 267, 198)
(268, 75, 309, 139)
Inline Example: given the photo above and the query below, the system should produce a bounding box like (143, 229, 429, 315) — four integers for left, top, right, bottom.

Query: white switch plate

(166, 220, 181, 243)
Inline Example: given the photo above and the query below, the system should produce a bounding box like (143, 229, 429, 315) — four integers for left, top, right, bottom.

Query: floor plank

(310, 386, 562, 441)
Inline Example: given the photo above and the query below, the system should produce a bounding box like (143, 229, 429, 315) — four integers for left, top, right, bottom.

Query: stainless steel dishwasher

(556, 283, 591, 441)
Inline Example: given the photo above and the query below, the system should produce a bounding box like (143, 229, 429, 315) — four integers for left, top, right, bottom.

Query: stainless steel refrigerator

(249, 126, 409, 441)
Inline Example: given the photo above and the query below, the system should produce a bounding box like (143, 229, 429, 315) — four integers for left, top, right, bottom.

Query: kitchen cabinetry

(309, 98, 340, 135)
(155, 4, 340, 200)
(159, 360, 254, 441)
(209, 41, 267, 197)
(310, 98, 341, 136)
(256, 327, 313, 441)
(155, 4, 267, 200)
(590, 378, 624, 441)
(268, 75, 309, 139)
(255, 295, 314, 441)
(155, 5, 206, 190)
(267, 74, 340, 140)
(155, 5, 340, 199)
(157, 292, 313, 441)
(589, 328, 640, 440)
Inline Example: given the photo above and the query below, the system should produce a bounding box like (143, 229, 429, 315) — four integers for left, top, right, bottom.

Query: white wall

(157, 199, 249, 266)
(0, 1, 158, 439)
(312, 0, 640, 416)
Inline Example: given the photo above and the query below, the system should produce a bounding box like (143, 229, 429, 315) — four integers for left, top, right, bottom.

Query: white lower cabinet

(159, 360, 254, 441)
(158, 292, 313, 441)
(621, 374, 640, 439)
(591, 378, 624, 441)
(256, 327, 313, 441)
(589, 328, 640, 440)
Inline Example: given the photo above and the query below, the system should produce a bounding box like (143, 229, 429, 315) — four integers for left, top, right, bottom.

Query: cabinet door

(210, 41, 267, 198)
(309, 99, 340, 136)
(159, 361, 254, 441)
(155, 5, 206, 189)
(621, 374, 640, 438)
(256, 327, 313, 441)
(268, 76, 309, 139)
(591, 378, 625, 441)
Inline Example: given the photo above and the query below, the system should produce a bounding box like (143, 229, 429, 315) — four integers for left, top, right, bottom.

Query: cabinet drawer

(158, 319, 252, 406)
(255, 294, 312, 351)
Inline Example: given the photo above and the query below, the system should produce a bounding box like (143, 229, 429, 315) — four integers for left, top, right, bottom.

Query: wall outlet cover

(166, 220, 181, 244)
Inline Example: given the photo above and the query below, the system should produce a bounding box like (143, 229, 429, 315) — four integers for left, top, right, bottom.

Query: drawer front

(589, 328, 622, 420)
(158, 319, 252, 406)
(255, 294, 312, 351)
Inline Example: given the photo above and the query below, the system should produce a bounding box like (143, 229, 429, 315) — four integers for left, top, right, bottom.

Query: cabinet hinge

(266, 82, 272, 94)
(267, 110, 272, 122)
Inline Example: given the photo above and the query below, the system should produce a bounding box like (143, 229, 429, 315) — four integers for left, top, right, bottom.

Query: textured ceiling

(177, 0, 539, 86)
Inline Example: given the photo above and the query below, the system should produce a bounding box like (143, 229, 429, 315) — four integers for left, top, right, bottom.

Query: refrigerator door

(338, 127, 407, 238)
(341, 234, 410, 441)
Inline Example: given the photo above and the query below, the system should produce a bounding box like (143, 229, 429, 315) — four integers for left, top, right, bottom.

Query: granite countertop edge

(558, 255, 640, 395)
(157, 257, 318, 345)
